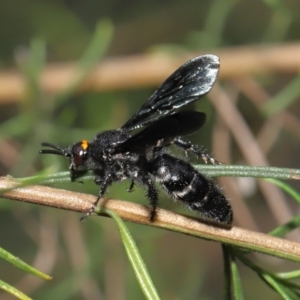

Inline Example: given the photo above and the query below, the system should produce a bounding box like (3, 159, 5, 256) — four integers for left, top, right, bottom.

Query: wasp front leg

(70, 169, 89, 184)
(80, 173, 112, 222)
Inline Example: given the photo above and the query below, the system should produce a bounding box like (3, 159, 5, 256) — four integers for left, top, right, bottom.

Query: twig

(1, 43, 300, 102)
(1, 176, 300, 262)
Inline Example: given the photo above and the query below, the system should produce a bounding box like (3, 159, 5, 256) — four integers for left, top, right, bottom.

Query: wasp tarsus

(40, 54, 233, 225)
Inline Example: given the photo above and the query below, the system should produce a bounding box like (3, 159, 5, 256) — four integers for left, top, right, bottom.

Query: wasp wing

(121, 54, 219, 131)
(115, 111, 206, 154)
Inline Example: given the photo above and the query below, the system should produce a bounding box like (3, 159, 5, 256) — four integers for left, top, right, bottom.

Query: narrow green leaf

(278, 269, 300, 280)
(24, 164, 300, 187)
(263, 274, 298, 300)
(55, 19, 113, 104)
(18, 171, 72, 185)
(0, 279, 32, 300)
(200, 0, 236, 48)
(269, 215, 300, 237)
(78, 19, 113, 70)
(236, 250, 300, 297)
(0, 246, 52, 280)
(261, 0, 292, 42)
(18, 38, 46, 81)
(230, 255, 244, 300)
(195, 164, 300, 180)
(264, 178, 300, 204)
(105, 209, 160, 300)
(222, 245, 232, 300)
(266, 179, 300, 237)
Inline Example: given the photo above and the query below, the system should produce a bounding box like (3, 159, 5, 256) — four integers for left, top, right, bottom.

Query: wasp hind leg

(127, 180, 135, 192)
(173, 137, 220, 165)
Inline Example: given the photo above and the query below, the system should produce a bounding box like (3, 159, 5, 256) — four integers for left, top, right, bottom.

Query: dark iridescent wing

(114, 111, 206, 153)
(121, 54, 219, 131)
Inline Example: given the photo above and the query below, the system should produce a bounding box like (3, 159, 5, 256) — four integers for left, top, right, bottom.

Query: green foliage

(106, 209, 160, 300)
(1, 1, 300, 299)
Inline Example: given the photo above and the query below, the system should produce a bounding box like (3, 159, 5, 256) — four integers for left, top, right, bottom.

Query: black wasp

(40, 54, 233, 224)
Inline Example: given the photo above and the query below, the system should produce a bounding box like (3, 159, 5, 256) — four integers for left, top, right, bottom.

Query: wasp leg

(70, 169, 88, 184)
(127, 180, 135, 192)
(135, 173, 159, 221)
(146, 178, 159, 221)
(80, 173, 112, 222)
(173, 137, 220, 165)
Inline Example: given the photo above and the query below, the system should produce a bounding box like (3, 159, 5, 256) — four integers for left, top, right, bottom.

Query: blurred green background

(1, 0, 300, 299)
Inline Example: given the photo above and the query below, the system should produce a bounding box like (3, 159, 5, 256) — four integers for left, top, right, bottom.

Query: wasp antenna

(40, 142, 71, 157)
(41, 142, 65, 152)
(39, 149, 66, 156)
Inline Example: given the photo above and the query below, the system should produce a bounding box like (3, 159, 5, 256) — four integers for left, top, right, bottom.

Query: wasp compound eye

(71, 140, 89, 168)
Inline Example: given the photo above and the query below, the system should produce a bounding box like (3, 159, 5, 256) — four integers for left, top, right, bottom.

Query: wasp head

(40, 140, 90, 170)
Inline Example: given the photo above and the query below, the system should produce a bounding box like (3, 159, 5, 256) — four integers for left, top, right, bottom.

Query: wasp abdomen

(150, 154, 233, 224)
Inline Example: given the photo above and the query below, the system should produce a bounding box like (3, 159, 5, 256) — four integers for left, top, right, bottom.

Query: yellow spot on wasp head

(81, 140, 89, 150)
